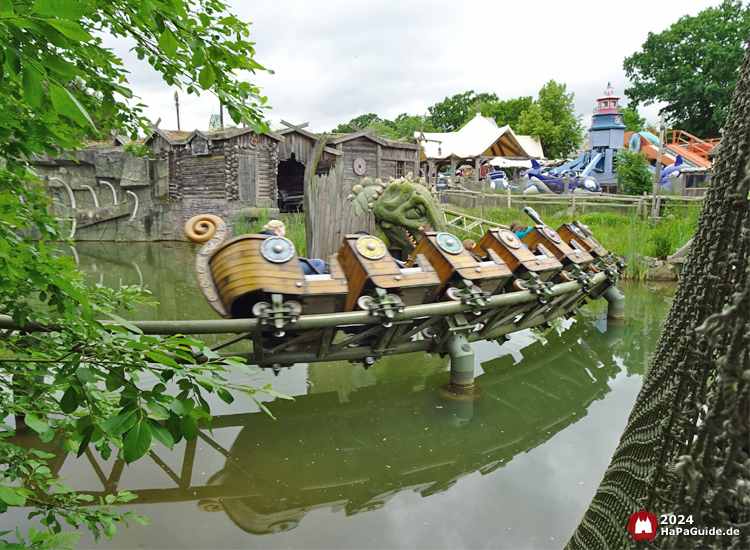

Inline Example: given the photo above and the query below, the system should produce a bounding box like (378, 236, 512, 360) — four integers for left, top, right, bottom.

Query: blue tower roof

(590, 113, 626, 131)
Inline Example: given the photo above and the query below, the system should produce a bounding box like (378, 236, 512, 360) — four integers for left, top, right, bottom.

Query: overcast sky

(108, 0, 724, 134)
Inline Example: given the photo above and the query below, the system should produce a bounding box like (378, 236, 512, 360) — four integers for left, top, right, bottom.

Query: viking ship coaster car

(185, 215, 349, 324)
(184, 214, 624, 373)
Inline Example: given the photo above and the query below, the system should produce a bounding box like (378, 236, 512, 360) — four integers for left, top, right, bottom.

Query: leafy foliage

(122, 142, 154, 158)
(331, 113, 386, 134)
(616, 148, 653, 195)
(516, 80, 584, 159)
(621, 104, 648, 132)
(481, 96, 533, 129)
(623, 0, 750, 137)
(0, 0, 283, 546)
(330, 112, 436, 141)
(428, 90, 499, 131)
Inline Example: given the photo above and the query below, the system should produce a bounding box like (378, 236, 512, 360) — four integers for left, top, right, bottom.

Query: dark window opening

(277, 153, 306, 212)
(396, 161, 404, 178)
(168, 151, 176, 182)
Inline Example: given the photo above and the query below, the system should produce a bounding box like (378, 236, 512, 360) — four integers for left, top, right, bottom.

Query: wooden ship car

(184, 215, 617, 330)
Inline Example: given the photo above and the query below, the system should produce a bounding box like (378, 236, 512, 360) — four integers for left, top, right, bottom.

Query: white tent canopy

(487, 157, 533, 169)
(416, 114, 541, 160)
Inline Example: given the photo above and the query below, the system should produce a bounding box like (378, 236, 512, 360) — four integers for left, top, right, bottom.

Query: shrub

(616, 149, 653, 195)
(123, 142, 155, 158)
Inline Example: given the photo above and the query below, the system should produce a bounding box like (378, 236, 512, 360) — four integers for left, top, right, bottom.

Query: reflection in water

(10, 243, 675, 547)
(14, 315, 637, 537)
(197, 318, 622, 535)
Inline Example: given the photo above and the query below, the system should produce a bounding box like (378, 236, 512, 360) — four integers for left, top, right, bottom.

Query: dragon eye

(413, 206, 423, 216)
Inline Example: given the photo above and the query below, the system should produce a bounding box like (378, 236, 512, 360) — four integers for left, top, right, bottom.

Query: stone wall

(32, 147, 272, 241)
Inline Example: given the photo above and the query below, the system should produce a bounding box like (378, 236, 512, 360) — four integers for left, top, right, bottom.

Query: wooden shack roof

(276, 120, 343, 157)
(327, 125, 420, 151)
(145, 125, 286, 147)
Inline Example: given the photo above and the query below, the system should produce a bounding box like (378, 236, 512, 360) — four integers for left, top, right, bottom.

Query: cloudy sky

(108, 0, 722, 134)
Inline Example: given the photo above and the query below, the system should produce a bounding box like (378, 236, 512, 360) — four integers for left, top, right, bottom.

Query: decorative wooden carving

(353, 158, 366, 175)
(191, 136, 210, 156)
(184, 214, 229, 317)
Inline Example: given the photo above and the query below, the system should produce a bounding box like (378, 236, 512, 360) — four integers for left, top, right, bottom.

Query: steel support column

(445, 332, 475, 388)
(603, 285, 625, 319)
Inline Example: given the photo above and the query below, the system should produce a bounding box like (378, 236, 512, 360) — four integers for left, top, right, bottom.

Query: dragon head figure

(348, 172, 447, 254)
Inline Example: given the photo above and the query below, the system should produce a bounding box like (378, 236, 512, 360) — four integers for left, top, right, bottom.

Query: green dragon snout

(348, 172, 448, 254)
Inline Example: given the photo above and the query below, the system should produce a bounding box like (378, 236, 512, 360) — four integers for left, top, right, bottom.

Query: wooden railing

(440, 187, 706, 218)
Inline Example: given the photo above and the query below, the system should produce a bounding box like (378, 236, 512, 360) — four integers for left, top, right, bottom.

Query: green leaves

(101, 409, 138, 437)
(22, 66, 44, 109)
(123, 421, 151, 463)
(59, 386, 79, 413)
(32, 0, 89, 19)
(158, 28, 179, 57)
(198, 65, 215, 90)
(179, 414, 198, 441)
(0, 485, 26, 507)
(46, 19, 94, 42)
(23, 413, 50, 435)
(0, 0, 14, 15)
(623, 0, 749, 136)
(0, 0, 278, 542)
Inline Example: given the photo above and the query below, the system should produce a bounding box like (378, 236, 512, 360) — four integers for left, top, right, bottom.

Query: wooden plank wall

(341, 137, 378, 189)
(306, 161, 375, 259)
(305, 138, 374, 259)
(179, 152, 227, 199)
(277, 132, 313, 163)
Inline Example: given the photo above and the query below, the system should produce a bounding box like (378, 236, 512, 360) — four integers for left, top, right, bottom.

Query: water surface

(6, 242, 675, 549)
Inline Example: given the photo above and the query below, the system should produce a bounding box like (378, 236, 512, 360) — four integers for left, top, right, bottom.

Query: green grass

(233, 209, 307, 257)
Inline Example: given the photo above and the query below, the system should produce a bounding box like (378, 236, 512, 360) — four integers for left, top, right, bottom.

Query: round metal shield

(436, 232, 462, 255)
(568, 223, 586, 239)
(355, 235, 386, 260)
(260, 236, 295, 263)
(542, 226, 562, 243)
(499, 229, 521, 249)
(353, 158, 367, 176)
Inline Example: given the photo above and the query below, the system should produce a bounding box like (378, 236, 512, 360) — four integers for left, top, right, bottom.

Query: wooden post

(376, 144, 382, 180)
(507, 184, 511, 208)
(450, 159, 457, 186)
(563, 174, 570, 195)
(303, 135, 328, 257)
(481, 176, 486, 221)
(651, 113, 665, 219)
(572, 195, 576, 213)
(474, 157, 481, 184)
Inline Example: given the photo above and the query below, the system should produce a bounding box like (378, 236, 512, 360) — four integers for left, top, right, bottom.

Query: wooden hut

(327, 126, 421, 188)
(146, 126, 287, 227)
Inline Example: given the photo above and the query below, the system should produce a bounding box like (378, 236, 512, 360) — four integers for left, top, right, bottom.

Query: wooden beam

(323, 146, 344, 157)
(329, 127, 386, 146)
(376, 144, 381, 179)
(280, 120, 309, 129)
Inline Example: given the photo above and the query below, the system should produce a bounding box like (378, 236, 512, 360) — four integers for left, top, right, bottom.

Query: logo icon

(628, 510, 658, 541)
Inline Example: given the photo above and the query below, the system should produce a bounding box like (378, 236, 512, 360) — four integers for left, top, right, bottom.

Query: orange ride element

(666, 130, 721, 161)
(624, 131, 713, 169)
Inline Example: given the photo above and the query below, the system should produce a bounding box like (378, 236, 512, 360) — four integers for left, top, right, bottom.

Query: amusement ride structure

(181, 175, 625, 392)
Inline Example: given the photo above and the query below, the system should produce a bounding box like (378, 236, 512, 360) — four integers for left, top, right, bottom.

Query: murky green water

(7, 243, 676, 549)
